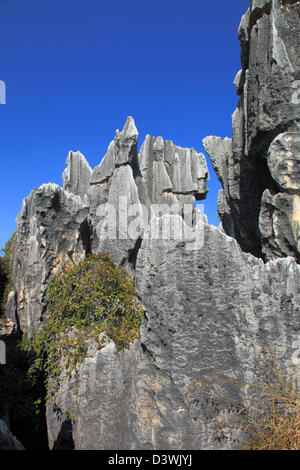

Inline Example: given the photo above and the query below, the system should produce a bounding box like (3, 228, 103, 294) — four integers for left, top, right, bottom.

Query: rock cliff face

(6, 116, 209, 338)
(3, 0, 300, 450)
(8, 184, 90, 337)
(88, 117, 208, 272)
(203, 0, 300, 261)
(46, 221, 300, 450)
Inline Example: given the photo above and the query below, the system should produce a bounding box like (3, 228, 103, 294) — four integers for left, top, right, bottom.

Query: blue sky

(0, 0, 250, 250)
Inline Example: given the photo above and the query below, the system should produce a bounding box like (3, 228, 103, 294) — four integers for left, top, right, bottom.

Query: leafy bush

(23, 253, 144, 402)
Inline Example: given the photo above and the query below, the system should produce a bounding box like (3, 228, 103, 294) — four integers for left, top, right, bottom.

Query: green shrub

(23, 253, 144, 402)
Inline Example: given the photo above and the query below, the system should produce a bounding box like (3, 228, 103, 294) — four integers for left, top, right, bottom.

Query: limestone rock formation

(88, 116, 208, 271)
(62, 151, 92, 201)
(203, 0, 300, 261)
(139, 135, 208, 206)
(259, 132, 300, 260)
(6, 116, 209, 337)
(46, 220, 300, 450)
(2, 0, 300, 452)
(88, 117, 147, 269)
(7, 183, 89, 337)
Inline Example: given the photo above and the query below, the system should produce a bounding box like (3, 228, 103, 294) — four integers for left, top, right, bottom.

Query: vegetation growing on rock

(23, 253, 144, 402)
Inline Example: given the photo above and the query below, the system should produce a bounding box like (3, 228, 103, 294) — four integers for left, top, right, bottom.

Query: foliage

(23, 253, 144, 402)
(0, 232, 16, 316)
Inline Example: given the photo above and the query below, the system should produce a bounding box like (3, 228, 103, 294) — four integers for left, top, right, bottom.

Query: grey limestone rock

(88, 117, 209, 271)
(203, 0, 300, 261)
(90, 140, 116, 185)
(259, 188, 300, 261)
(5, 2, 300, 448)
(233, 69, 245, 96)
(139, 135, 209, 203)
(88, 117, 146, 269)
(9, 183, 89, 337)
(258, 131, 300, 261)
(62, 151, 92, 200)
(8, 116, 209, 336)
(267, 132, 300, 191)
(90, 116, 139, 185)
(46, 219, 300, 450)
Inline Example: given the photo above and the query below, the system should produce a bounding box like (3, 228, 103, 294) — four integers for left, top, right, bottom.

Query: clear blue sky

(0, 0, 250, 250)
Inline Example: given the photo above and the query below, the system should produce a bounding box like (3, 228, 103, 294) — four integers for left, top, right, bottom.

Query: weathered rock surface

(0, 419, 24, 450)
(88, 117, 209, 271)
(203, 0, 300, 261)
(90, 117, 139, 186)
(62, 151, 92, 201)
(4, 0, 300, 451)
(0, 317, 15, 339)
(7, 116, 209, 336)
(7, 183, 89, 337)
(88, 117, 146, 270)
(259, 132, 300, 260)
(267, 132, 300, 191)
(46, 220, 300, 450)
(139, 135, 208, 205)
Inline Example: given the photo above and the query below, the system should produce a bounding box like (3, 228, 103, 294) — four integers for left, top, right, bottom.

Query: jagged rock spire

(203, 0, 300, 261)
(62, 150, 92, 200)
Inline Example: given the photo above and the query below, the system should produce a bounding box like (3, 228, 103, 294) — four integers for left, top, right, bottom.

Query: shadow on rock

(52, 419, 75, 450)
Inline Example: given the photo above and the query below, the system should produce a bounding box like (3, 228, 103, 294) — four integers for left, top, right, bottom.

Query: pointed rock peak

(139, 134, 151, 151)
(62, 150, 92, 198)
(153, 136, 164, 151)
(202, 136, 232, 155)
(116, 116, 138, 140)
(202, 135, 221, 149)
(90, 140, 116, 185)
(65, 150, 92, 170)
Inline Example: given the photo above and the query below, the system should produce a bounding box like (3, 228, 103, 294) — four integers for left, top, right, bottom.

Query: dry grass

(240, 382, 300, 450)
(237, 349, 300, 450)
(201, 345, 300, 450)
